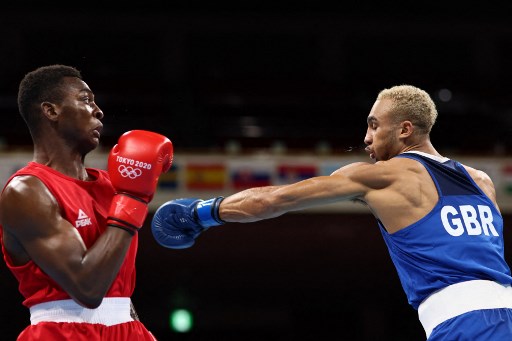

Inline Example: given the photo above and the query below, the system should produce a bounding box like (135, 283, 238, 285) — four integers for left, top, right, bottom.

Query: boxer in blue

(152, 84, 512, 340)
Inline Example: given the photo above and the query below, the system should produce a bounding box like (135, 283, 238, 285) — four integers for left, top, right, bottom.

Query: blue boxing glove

(151, 197, 225, 249)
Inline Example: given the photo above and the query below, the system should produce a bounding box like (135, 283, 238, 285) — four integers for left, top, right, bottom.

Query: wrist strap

(195, 197, 225, 227)
(107, 193, 148, 234)
(108, 221, 140, 236)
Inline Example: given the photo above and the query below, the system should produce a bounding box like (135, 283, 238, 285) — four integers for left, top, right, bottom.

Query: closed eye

(367, 116, 377, 129)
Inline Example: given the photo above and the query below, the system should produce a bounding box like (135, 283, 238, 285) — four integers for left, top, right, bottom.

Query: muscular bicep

(0, 176, 87, 288)
(331, 161, 395, 191)
(279, 161, 391, 206)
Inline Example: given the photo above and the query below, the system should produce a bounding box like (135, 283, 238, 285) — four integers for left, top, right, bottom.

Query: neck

(400, 138, 441, 158)
(33, 144, 89, 180)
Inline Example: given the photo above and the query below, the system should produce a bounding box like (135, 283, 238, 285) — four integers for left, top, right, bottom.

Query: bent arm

(220, 162, 386, 222)
(0, 176, 132, 308)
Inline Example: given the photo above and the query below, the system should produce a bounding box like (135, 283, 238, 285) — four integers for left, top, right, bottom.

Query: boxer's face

(48, 77, 104, 153)
(364, 98, 403, 162)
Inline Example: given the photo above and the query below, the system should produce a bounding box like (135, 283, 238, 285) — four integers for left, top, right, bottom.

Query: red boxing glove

(107, 130, 173, 235)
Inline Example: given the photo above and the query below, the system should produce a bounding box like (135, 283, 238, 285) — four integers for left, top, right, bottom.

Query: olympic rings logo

(118, 165, 142, 179)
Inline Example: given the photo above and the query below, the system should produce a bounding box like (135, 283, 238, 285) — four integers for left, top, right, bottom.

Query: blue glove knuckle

(152, 197, 215, 249)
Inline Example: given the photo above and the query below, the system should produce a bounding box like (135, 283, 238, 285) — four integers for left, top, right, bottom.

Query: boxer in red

(0, 65, 173, 340)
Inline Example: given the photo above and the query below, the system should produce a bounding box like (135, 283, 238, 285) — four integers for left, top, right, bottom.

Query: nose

(364, 128, 372, 145)
(93, 105, 104, 120)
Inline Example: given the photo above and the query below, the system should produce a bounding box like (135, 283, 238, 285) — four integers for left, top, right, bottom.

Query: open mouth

(365, 147, 375, 159)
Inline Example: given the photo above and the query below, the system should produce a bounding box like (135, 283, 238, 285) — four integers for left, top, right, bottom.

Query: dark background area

(2, 2, 512, 340)
(1, 3, 512, 155)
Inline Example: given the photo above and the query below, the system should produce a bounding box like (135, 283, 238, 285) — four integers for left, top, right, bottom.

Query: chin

(80, 141, 99, 155)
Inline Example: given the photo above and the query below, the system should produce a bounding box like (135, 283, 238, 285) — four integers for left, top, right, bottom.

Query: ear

(41, 102, 59, 122)
(399, 120, 414, 138)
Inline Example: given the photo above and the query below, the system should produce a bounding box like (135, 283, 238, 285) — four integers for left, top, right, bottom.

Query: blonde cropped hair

(377, 85, 438, 134)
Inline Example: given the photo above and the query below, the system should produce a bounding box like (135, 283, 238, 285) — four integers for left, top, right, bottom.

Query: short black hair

(17, 64, 82, 133)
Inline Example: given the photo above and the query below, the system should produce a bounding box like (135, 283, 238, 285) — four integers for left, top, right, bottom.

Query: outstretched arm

(220, 176, 359, 222)
(219, 160, 397, 222)
(151, 161, 395, 248)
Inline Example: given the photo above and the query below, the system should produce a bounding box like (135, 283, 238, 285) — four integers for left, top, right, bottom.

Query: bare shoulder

(460, 164, 497, 201)
(461, 164, 493, 184)
(332, 157, 420, 189)
(0, 175, 58, 237)
(1, 175, 53, 209)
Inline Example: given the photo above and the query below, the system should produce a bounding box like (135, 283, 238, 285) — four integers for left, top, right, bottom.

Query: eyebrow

(78, 88, 94, 98)
(367, 116, 377, 124)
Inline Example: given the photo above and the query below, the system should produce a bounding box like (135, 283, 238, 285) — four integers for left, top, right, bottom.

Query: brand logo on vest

(76, 209, 92, 228)
(440, 204, 499, 237)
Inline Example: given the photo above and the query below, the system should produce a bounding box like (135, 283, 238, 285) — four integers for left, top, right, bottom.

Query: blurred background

(1, 2, 512, 340)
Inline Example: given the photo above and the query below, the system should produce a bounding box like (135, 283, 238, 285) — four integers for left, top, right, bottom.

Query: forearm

(219, 186, 289, 223)
(62, 192, 147, 307)
(58, 227, 133, 309)
(69, 129, 172, 305)
(150, 189, 287, 250)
